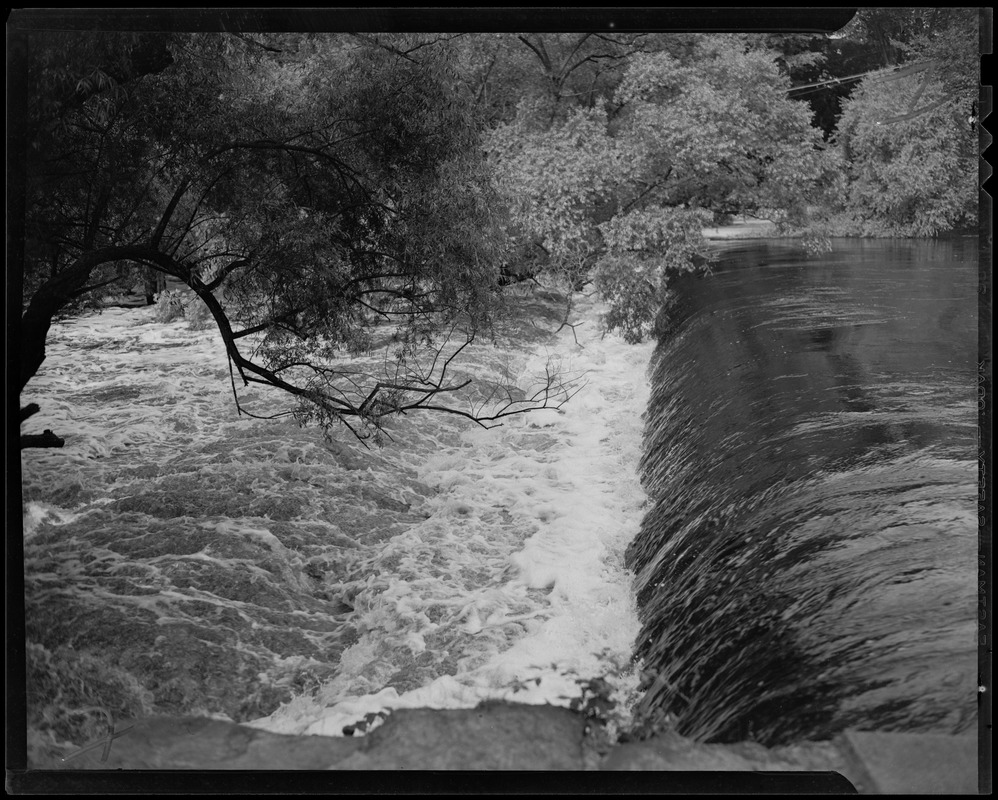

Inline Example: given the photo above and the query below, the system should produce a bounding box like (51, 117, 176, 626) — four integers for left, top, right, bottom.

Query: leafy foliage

(834, 7, 937, 68)
(830, 10, 979, 236)
(613, 38, 828, 223)
(489, 34, 830, 340)
(19, 22, 981, 449)
(152, 289, 187, 324)
(489, 106, 622, 285)
(594, 207, 713, 343)
(19, 32, 573, 444)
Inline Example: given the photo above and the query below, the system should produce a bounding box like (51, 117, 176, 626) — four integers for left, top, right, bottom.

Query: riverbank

(702, 216, 778, 240)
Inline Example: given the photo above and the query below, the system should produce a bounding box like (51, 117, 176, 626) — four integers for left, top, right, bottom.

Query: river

(21, 290, 653, 749)
(627, 238, 979, 745)
(21, 238, 979, 754)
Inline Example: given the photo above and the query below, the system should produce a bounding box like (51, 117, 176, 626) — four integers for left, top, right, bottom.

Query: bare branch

(24, 241, 584, 447)
(229, 32, 284, 54)
(348, 33, 417, 62)
(554, 294, 585, 347)
(517, 34, 552, 71)
(556, 33, 593, 82)
(205, 257, 251, 293)
(68, 275, 123, 299)
(150, 177, 192, 246)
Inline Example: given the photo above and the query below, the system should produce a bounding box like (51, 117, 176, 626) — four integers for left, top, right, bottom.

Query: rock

(25, 703, 972, 795)
(324, 439, 366, 471)
(33, 715, 363, 770)
(359, 486, 410, 512)
(602, 730, 761, 771)
(601, 729, 852, 777)
(728, 738, 847, 773)
(835, 731, 978, 795)
(332, 703, 585, 770)
(600, 730, 858, 794)
(30, 702, 585, 772)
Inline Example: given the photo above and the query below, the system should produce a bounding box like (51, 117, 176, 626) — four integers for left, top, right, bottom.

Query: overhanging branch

(21, 429, 65, 449)
(23, 243, 584, 446)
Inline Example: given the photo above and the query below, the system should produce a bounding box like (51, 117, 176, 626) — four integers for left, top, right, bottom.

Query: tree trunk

(144, 269, 167, 305)
(19, 244, 182, 393)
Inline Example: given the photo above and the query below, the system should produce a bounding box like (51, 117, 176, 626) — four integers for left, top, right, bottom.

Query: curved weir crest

(627, 239, 978, 745)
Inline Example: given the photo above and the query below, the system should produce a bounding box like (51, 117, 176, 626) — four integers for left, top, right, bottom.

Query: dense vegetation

(828, 9, 980, 236)
(13, 12, 982, 445)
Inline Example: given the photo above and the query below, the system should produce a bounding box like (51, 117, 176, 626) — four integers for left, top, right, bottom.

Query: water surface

(629, 238, 978, 745)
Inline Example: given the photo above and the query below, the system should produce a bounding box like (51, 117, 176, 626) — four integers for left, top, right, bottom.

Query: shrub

(153, 289, 187, 323)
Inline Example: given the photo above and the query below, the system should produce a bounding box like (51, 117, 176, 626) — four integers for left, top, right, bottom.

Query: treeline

(801, 8, 980, 237)
(13, 13, 981, 442)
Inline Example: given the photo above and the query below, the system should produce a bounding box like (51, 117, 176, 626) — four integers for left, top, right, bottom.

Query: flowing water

(22, 238, 979, 759)
(628, 238, 979, 746)
(21, 289, 653, 755)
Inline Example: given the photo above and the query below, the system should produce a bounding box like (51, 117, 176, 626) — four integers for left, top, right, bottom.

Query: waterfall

(627, 239, 978, 745)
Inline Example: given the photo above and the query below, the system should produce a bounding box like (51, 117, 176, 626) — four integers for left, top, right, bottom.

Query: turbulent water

(21, 288, 654, 754)
(628, 238, 979, 746)
(21, 238, 980, 759)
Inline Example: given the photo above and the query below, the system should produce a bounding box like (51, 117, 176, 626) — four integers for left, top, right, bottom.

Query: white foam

(22, 292, 654, 739)
(251, 294, 655, 736)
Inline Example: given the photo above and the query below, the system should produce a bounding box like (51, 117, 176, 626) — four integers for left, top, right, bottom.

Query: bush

(830, 11, 978, 238)
(153, 289, 187, 323)
(152, 287, 216, 330)
(833, 70, 976, 236)
(594, 206, 713, 342)
(488, 36, 829, 343)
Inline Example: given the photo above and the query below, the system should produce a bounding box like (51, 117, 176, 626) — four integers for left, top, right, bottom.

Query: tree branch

(21, 429, 65, 449)
(22, 244, 583, 446)
(229, 33, 284, 54)
(517, 34, 552, 72)
(151, 177, 192, 246)
(204, 257, 250, 293)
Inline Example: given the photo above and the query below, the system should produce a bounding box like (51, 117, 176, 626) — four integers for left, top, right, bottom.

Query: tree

(612, 38, 828, 219)
(834, 7, 931, 69)
(489, 35, 832, 342)
(17, 32, 575, 448)
(510, 33, 673, 123)
(830, 9, 979, 236)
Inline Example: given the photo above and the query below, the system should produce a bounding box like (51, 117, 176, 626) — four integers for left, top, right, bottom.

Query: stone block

(835, 730, 978, 795)
(34, 716, 363, 770)
(332, 703, 585, 770)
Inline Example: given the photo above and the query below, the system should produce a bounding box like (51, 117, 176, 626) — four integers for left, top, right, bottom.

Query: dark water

(627, 239, 978, 746)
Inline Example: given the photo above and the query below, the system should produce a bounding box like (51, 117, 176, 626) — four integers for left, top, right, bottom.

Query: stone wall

(18, 701, 978, 794)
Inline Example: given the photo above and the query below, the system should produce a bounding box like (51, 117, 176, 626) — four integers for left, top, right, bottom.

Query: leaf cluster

(20, 32, 577, 443)
(487, 34, 831, 341)
(828, 10, 979, 237)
